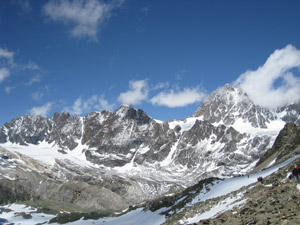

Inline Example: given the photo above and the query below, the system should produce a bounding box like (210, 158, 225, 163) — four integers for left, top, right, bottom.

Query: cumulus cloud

(29, 102, 52, 117)
(43, 0, 123, 40)
(234, 45, 300, 109)
(64, 95, 114, 115)
(118, 80, 149, 105)
(150, 87, 207, 107)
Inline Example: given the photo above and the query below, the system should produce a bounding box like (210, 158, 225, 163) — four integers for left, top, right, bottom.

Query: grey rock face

(83, 106, 177, 167)
(0, 112, 82, 151)
(2, 115, 52, 145)
(191, 84, 277, 128)
(52, 112, 82, 150)
(277, 103, 300, 125)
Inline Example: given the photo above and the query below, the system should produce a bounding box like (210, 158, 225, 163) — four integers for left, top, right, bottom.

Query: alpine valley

(1, 84, 300, 223)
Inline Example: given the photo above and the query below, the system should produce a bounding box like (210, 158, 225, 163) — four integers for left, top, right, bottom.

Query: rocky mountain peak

(115, 104, 133, 116)
(191, 84, 269, 127)
(277, 103, 300, 124)
(53, 111, 72, 123)
(114, 105, 151, 125)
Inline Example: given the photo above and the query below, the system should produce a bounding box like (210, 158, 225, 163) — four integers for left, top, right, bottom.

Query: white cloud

(43, 0, 123, 40)
(25, 75, 41, 86)
(151, 82, 169, 91)
(0, 48, 14, 83)
(64, 95, 114, 115)
(29, 102, 52, 117)
(151, 87, 207, 108)
(23, 61, 40, 71)
(234, 44, 300, 109)
(0, 47, 40, 85)
(0, 68, 10, 83)
(0, 48, 14, 62)
(95, 96, 114, 111)
(68, 97, 84, 115)
(118, 80, 149, 105)
(32, 91, 44, 101)
(5, 86, 14, 94)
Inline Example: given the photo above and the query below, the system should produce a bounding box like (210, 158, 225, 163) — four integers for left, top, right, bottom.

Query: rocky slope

(186, 159, 300, 225)
(0, 84, 300, 212)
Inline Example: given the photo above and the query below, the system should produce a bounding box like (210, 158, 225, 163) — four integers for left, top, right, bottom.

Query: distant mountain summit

(191, 84, 273, 128)
(192, 84, 300, 127)
(1, 84, 300, 212)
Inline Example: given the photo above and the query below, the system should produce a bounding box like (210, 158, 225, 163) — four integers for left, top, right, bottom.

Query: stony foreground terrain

(163, 155, 300, 225)
(197, 174, 300, 224)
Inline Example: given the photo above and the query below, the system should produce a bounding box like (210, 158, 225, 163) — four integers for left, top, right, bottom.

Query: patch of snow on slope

(185, 192, 247, 224)
(114, 148, 141, 172)
(168, 117, 202, 132)
(86, 207, 167, 225)
(190, 155, 299, 206)
(0, 141, 97, 169)
(232, 118, 285, 137)
(266, 158, 277, 168)
(160, 140, 180, 166)
(0, 204, 56, 225)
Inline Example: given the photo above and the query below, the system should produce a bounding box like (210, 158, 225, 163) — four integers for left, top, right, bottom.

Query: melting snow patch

(185, 192, 247, 224)
(0, 204, 56, 225)
(0, 141, 98, 169)
(168, 117, 201, 133)
(266, 158, 277, 167)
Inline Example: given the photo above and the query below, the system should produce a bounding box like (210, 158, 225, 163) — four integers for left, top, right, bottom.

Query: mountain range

(0, 83, 300, 213)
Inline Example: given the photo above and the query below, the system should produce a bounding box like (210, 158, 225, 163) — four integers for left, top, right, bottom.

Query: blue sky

(1, 0, 300, 125)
